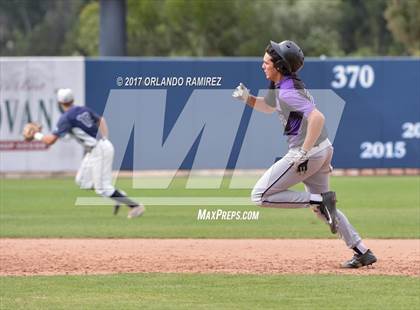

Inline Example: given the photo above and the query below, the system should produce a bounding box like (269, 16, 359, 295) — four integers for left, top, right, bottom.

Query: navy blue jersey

(53, 106, 101, 147)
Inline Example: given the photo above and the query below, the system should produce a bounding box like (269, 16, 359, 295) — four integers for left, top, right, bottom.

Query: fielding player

(233, 40, 377, 268)
(24, 88, 144, 219)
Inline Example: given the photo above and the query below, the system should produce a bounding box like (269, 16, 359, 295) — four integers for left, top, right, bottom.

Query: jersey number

(76, 112, 95, 128)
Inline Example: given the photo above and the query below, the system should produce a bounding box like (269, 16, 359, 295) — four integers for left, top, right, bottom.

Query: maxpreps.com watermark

(197, 209, 259, 221)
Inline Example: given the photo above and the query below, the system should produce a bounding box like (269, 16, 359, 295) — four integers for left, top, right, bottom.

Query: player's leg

(91, 139, 144, 218)
(303, 151, 377, 268)
(75, 152, 94, 189)
(303, 158, 360, 240)
(251, 147, 330, 208)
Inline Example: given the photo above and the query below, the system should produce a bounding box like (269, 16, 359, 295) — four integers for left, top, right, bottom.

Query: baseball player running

(25, 88, 144, 219)
(232, 40, 377, 268)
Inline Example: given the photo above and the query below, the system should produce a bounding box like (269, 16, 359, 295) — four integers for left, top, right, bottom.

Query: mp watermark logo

(75, 73, 345, 208)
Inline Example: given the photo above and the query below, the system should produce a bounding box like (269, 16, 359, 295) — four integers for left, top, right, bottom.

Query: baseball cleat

(320, 191, 338, 234)
(127, 204, 145, 219)
(113, 204, 120, 215)
(341, 249, 377, 268)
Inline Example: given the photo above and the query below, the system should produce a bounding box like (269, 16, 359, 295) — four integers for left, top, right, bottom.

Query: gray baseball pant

(251, 144, 362, 249)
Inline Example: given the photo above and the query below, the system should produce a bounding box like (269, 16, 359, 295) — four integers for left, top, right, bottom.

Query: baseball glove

(22, 122, 42, 141)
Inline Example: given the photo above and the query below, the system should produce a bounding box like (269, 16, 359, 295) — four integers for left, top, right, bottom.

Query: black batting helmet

(269, 40, 304, 74)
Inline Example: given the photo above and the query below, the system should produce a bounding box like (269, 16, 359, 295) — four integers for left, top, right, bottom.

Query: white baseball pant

(251, 141, 363, 249)
(75, 139, 116, 197)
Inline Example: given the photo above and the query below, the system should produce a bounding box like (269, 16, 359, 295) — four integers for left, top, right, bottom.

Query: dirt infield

(1, 239, 419, 277)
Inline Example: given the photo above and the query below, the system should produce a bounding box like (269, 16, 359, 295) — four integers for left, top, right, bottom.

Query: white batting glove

(232, 83, 250, 103)
(287, 149, 309, 175)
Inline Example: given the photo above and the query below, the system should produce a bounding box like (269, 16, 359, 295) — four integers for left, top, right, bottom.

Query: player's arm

(232, 83, 275, 114)
(23, 122, 59, 146)
(32, 131, 59, 146)
(38, 134, 59, 146)
(289, 108, 325, 175)
(98, 117, 109, 139)
(245, 95, 276, 113)
(301, 108, 325, 152)
(39, 116, 70, 146)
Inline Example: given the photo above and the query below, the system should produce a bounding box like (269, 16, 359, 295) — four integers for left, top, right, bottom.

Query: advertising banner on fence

(0, 57, 85, 172)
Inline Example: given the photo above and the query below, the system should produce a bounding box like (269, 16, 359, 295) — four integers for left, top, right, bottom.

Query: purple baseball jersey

(265, 75, 328, 148)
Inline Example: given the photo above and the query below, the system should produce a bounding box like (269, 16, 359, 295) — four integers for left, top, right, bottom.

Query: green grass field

(0, 176, 419, 238)
(1, 273, 419, 310)
(1, 176, 419, 309)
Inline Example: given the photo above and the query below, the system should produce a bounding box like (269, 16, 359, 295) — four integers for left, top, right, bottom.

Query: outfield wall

(86, 58, 420, 170)
(1, 57, 419, 172)
(0, 58, 84, 172)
